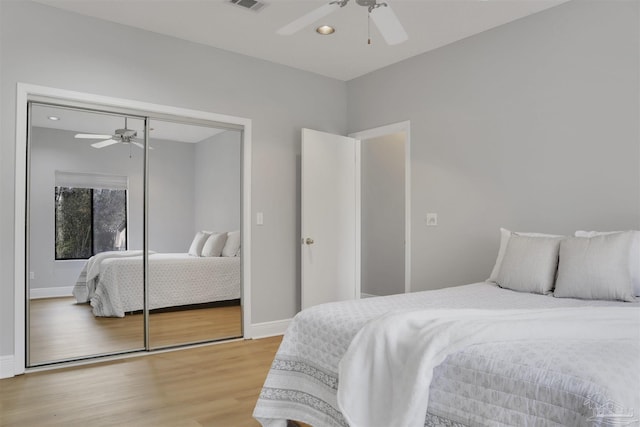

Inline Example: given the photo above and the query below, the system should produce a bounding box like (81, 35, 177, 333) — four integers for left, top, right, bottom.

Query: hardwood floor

(1, 336, 283, 427)
(149, 304, 241, 348)
(29, 297, 242, 365)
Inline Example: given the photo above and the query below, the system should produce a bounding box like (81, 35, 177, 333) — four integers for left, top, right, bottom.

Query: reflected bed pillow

(487, 228, 562, 283)
(554, 231, 635, 302)
(494, 234, 562, 294)
(188, 231, 211, 257)
(201, 232, 228, 257)
(222, 230, 241, 257)
(575, 230, 640, 296)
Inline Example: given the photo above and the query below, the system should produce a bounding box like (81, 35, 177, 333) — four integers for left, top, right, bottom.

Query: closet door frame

(14, 83, 253, 375)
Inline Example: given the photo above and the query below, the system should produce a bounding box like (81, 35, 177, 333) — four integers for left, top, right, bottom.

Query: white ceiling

(34, 0, 567, 81)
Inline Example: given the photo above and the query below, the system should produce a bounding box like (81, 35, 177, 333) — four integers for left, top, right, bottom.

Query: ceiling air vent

(228, 0, 267, 12)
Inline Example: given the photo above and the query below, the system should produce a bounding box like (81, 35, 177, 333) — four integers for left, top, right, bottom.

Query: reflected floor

(29, 297, 242, 365)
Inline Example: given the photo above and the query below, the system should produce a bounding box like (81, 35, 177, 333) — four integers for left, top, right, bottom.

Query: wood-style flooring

(1, 336, 284, 427)
(29, 297, 242, 365)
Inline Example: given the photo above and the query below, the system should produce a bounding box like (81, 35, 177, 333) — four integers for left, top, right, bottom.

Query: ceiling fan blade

(75, 133, 114, 139)
(277, 2, 341, 36)
(369, 3, 408, 45)
(91, 139, 119, 149)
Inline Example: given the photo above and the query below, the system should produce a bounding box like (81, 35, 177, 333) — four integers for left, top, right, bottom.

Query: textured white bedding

(73, 250, 147, 303)
(89, 253, 240, 317)
(339, 307, 640, 427)
(253, 283, 640, 427)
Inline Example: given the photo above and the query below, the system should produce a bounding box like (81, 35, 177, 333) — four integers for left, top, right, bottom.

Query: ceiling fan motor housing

(115, 128, 138, 139)
(356, 0, 382, 8)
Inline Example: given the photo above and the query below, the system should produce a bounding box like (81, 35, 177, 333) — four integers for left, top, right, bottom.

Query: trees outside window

(55, 187, 127, 260)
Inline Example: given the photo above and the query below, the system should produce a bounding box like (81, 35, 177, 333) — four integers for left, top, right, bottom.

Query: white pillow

(495, 234, 562, 294)
(554, 232, 635, 302)
(201, 232, 228, 257)
(188, 231, 211, 257)
(487, 228, 563, 283)
(575, 230, 640, 296)
(221, 230, 241, 257)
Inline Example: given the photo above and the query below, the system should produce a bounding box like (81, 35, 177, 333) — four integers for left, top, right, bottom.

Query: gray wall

(194, 130, 242, 234)
(0, 0, 347, 357)
(147, 138, 197, 253)
(361, 132, 406, 296)
(348, 0, 640, 292)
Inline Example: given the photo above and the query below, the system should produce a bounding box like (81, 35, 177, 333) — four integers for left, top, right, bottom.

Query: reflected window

(54, 172, 128, 260)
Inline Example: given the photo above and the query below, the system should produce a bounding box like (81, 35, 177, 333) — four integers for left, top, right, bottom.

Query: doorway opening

(351, 121, 411, 297)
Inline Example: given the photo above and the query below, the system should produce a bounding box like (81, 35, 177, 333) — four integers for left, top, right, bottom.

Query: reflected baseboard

(30, 286, 74, 299)
(361, 293, 378, 298)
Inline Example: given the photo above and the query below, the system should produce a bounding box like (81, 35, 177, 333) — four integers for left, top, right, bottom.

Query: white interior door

(301, 128, 358, 310)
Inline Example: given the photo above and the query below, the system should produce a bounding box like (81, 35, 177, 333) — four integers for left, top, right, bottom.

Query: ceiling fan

(277, 0, 408, 45)
(74, 117, 151, 149)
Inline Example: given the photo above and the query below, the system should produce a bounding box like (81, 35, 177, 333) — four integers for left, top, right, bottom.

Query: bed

(254, 229, 640, 427)
(73, 251, 240, 317)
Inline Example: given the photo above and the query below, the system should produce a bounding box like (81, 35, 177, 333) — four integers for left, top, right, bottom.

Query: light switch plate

(426, 213, 438, 226)
(257, 212, 264, 225)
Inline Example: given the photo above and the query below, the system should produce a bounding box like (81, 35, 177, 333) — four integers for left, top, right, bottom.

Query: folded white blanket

(337, 307, 640, 427)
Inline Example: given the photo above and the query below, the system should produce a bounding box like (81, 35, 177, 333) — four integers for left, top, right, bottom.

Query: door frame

(14, 83, 253, 375)
(349, 121, 411, 294)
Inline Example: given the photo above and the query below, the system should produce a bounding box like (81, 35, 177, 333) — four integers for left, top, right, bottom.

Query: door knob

(305, 238, 314, 245)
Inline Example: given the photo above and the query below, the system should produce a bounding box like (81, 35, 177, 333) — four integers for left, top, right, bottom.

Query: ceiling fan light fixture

(48, 116, 60, 121)
(316, 25, 336, 35)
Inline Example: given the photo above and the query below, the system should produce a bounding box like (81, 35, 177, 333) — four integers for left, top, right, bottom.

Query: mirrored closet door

(147, 119, 243, 349)
(26, 101, 243, 367)
(27, 103, 145, 365)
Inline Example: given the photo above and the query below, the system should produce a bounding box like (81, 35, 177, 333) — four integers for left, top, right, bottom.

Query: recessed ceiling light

(316, 25, 335, 35)
(48, 116, 60, 121)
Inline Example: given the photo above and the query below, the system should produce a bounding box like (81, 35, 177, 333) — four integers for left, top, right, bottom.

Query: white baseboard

(30, 286, 74, 299)
(250, 318, 291, 339)
(0, 355, 15, 379)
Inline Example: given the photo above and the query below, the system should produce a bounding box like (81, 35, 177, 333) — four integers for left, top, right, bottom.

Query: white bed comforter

(338, 307, 640, 427)
(254, 283, 640, 427)
(90, 253, 240, 317)
(73, 250, 147, 303)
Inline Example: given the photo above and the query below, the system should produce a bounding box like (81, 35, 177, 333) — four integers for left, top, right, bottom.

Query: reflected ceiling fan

(75, 118, 151, 149)
(278, 0, 408, 45)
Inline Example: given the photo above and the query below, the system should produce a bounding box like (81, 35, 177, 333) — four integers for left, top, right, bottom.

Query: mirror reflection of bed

(27, 104, 243, 366)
